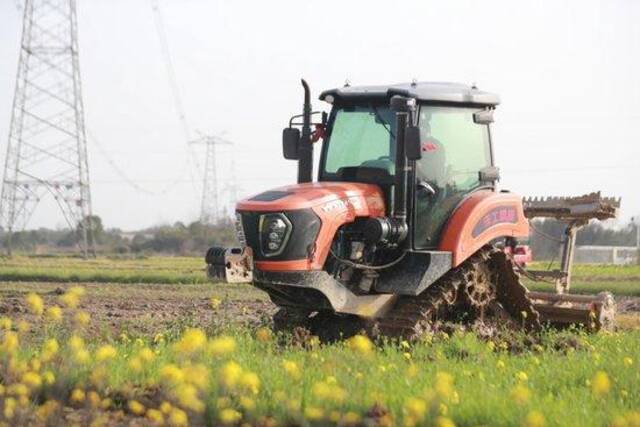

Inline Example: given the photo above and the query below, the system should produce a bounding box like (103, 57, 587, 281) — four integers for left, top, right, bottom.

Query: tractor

(205, 80, 615, 339)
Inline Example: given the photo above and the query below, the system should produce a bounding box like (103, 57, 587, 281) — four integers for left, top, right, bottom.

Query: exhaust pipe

(297, 79, 313, 183)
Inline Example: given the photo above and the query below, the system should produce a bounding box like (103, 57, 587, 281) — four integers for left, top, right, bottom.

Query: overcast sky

(1, 0, 639, 230)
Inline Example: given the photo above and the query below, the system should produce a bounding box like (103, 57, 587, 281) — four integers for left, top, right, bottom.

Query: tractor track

(374, 246, 541, 340)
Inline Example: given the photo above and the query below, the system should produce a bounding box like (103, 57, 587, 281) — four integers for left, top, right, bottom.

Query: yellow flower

(35, 400, 59, 421)
(182, 363, 209, 390)
(128, 400, 146, 415)
(169, 407, 188, 426)
(146, 408, 164, 424)
(256, 327, 272, 342)
(220, 361, 243, 388)
(74, 311, 90, 327)
(219, 408, 242, 424)
(42, 370, 55, 385)
(347, 334, 374, 354)
(70, 388, 85, 403)
(41, 338, 59, 362)
(210, 297, 222, 309)
(45, 306, 63, 322)
(207, 336, 236, 356)
(138, 347, 155, 363)
(240, 371, 261, 394)
(404, 397, 427, 421)
(128, 357, 143, 373)
(174, 384, 204, 412)
(88, 391, 100, 408)
(4, 397, 16, 419)
(510, 384, 531, 406)
(173, 328, 207, 354)
(160, 401, 172, 414)
(68, 286, 86, 297)
(74, 348, 90, 364)
(282, 359, 301, 379)
(59, 291, 80, 309)
(304, 406, 324, 421)
(523, 410, 545, 427)
(95, 345, 117, 361)
(22, 371, 42, 389)
(343, 412, 361, 424)
(0, 317, 12, 330)
(435, 416, 456, 427)
(160, 364, 184, 384)
(591, 371, 611, 398)
(1, 331, 19, 354)
(17, 320, 30, 334)
(516, 371, 529, 382)
(26, 293, 44, 315)
(69, 335, 85, 350)
(239, 396, 255, 411)
(496, 360, 506, 369)
(623, 357, 633, 367)
(435, 372, 454, 400)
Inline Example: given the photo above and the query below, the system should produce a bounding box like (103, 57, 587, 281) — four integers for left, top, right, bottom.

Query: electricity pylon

(189, 135, 234, 224)
(0, 0, 95, 257)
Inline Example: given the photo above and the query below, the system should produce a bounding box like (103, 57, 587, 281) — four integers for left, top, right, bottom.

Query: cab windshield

(320, 105, 396, 179)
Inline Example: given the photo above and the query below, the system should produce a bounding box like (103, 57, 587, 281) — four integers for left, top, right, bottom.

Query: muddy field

(1, 281, 639, 336)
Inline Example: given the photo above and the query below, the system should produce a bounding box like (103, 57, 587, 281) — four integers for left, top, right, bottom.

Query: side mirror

(405, 125, 422, 160)
(479, 166, 500, 183)
(473, 109, 494, 124)
(282, 127, 300, 160)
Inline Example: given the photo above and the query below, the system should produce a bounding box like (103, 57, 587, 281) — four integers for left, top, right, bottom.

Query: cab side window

(414, 106, 492, 248)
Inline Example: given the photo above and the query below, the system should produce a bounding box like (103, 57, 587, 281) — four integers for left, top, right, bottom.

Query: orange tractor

(206, 80, 616, 338)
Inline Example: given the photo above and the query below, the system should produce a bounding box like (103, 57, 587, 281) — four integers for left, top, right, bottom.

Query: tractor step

(528, 291, 615, 331)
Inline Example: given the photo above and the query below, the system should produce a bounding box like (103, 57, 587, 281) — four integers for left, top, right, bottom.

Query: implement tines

(523, 192, 620, 222)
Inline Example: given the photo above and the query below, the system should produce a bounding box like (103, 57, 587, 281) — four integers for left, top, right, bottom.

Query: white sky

(1, 0, 639, 230)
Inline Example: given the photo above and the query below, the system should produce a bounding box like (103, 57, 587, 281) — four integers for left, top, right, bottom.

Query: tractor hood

(236, 182, 386, 213)
(235, 182, 386, 270)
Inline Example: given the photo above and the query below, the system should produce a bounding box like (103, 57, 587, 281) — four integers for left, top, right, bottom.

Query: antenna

(0, 0, 95, 257)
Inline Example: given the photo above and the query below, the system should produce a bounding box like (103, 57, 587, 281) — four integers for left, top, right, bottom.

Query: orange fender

(439, 190, 529, 267)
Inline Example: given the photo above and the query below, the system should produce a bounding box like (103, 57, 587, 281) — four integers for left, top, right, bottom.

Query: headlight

(259, 213, 292, 257)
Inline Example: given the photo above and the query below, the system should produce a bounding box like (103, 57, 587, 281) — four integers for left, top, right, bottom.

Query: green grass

(6, 326, 640, 426)
(0, 255, 208, 284)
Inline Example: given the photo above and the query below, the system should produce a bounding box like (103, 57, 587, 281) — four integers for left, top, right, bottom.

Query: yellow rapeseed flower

(435, 372, 454, 401)
(169, 407, 188, 426)
(182, 363, 209, 390)
(516, 371, 529, 382)
(496, 360, 506, 369)
(210, 297, 222, 309)
(22, 371, 42, 389)
(239, 396, 256, 411)
(0, 317, 12, 330)
(138, 347, 155, 363)
(510, 384, 531, 406)
(159, 401, 172, 415)
(347, 334, 373, 354)
(41, 338, 59, 362)
(220, 361, 243, 388)
(255, 327, 272, 342)
(435, 416, 456, 427)
(591, 371, 611, 397)
(174, 383, 205, 412)
(160, 364, 184, 384)
(87, 391, 100, 408)
(26, 293, 44, 315)
(70, 388, 85, 403)
(73, 348, 90, 365)
(45, 306, 63, 322)
(304, 406, 324, 421)
(95, 345, 117, 362)
(623, 357, 633, 367)
(240, 371, 261, 394)
(146, 408, 164, 424)
(173, 328, 207, 354)
(42, 370, 55, 385)
(207, 336, 236, 357)
(128, 400, 146, 416)
(68, 335, 85, 350)
(219, 408, 242, 424)
(74, 311, 90, 327)
(1, 331, 19, 354)
(59, 292, 80, 309)
(128, 357, 143, 373)
(404, 397, 427, 421)
(282, 359, 301, 379)
(4, 397, 16, 419)
(523, 410, 545, 427)
(35, 400, 59, 421)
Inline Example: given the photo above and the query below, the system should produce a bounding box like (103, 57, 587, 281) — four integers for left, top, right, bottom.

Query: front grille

(238, 209, 321, 261)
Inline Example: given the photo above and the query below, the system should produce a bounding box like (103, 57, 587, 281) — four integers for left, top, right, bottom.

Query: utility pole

(189, 135, 233, 224)
(0, 0, 95, 257)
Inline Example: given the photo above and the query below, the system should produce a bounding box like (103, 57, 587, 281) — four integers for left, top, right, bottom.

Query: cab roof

(319, 81, 500, 106)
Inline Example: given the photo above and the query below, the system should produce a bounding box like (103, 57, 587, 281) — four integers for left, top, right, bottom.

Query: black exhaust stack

(297, 79, 313, 183)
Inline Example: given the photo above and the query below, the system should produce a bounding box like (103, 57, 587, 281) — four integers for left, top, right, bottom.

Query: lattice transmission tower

(189, 135, 235, 224)
(0, 0, 95, 256)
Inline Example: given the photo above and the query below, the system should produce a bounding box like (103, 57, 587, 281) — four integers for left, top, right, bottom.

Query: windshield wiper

(370, 105, 395, 139)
